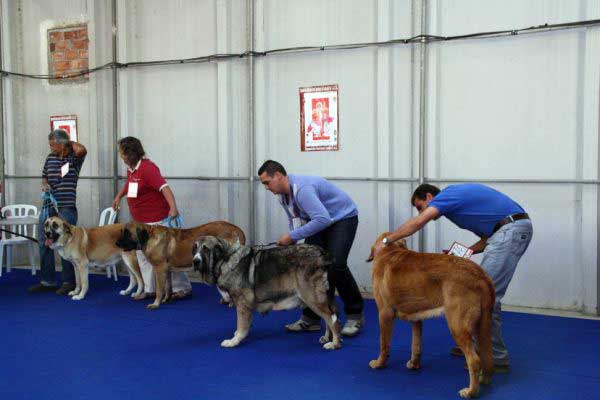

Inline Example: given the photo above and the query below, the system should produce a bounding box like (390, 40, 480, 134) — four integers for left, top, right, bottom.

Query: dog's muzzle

(192, 253, 203, 272)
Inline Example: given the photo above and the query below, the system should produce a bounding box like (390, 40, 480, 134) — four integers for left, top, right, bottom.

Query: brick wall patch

(48, 24, 89, 83)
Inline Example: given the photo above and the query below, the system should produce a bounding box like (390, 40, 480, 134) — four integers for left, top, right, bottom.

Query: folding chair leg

(106, 266, 111, 279)
(28, 242, 36, 275)
(112, 265, 118, 281)
(0, 244, 3, 277)
(6, 246, 12, 273)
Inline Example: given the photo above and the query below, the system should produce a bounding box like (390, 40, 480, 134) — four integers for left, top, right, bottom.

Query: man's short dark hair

(257, 160, 287, 177)
(411, 183, 441, 206)
(118, 136, 146, 166)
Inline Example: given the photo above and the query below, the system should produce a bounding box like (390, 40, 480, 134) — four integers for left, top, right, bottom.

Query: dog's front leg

(369, 307, 395, 369)
(69, 260, 82, 297)
(406, 320, 422, 369)
(120, 252, 141, 297)
(148, 265, 167, 310)
(221, 305, 252, 348)
(71, 261, 90, 300)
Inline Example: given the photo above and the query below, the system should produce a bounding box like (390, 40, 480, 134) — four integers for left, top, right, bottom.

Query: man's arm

(71, 141, 87, 158)
(386, 206, 440, 243)
(160, 186, 179, 218)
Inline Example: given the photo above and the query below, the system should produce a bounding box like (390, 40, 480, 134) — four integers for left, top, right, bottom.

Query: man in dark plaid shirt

(28, 129, 86, 295)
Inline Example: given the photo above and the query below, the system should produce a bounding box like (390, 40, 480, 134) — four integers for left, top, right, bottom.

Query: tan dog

(367, 233, 495, 398)
(43, 216, 144, 300)
(115, 221, 246, 309)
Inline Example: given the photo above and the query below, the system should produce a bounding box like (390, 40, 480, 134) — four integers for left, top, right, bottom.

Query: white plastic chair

(0, 204, 38, 277)
(99, 207, 118, 280)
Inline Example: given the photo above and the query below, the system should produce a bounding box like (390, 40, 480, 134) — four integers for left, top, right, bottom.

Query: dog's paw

(72, 294, 84, 300)
(119, 289, 132, 296)
(221, 339, 240, 348)
(406, 359, 421, 370)
(68, 290, 80, 296)
(319, 335, 330, 344)
(146, 303, 159, 310)
(322, 341, 341, 350)
(458, 387, 478, 399)
(369, 359, 386, 369)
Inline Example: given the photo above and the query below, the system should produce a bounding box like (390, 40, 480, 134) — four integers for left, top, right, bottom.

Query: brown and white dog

(43, 216, 144, 300)
(115, 220, 246, 309)
(367, 233, 495, 399)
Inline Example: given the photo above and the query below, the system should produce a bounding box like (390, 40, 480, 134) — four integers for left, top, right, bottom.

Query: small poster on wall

(300, 84, 339, 151)
(50, 115, 78, 142)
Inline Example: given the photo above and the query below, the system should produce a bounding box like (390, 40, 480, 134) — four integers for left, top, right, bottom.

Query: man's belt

(492, 213, 529, 234)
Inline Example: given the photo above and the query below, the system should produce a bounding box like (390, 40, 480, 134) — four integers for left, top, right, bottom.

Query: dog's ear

(136, 227, 149, 249)
(214, 239, 231, 262)
(63, 223, 72, 236)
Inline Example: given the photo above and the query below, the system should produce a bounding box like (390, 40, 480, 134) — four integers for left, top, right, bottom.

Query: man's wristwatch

(382, 237, 390, 246)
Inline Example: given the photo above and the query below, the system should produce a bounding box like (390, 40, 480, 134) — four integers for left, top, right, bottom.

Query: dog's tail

(477, 279, 495, 383)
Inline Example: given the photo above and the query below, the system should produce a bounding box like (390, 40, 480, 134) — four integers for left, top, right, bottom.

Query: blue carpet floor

(1, 269, 599, 400)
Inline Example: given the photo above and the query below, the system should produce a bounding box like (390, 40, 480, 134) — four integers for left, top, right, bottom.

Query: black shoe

(450, 346, 464, 357)
(28, 283, 58, 293)
(55, 283, 76, 295)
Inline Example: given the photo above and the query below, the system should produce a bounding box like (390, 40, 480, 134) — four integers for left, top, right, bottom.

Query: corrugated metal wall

(1, 0, 598, 314)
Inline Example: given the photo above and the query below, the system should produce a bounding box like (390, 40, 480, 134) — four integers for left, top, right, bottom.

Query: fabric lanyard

(279, 184, 300, 219)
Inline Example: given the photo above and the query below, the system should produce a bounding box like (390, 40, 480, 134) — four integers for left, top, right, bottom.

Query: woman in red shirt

(112, 136, 192, 300)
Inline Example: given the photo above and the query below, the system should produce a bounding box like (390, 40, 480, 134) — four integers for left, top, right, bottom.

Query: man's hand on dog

(373, 241, 386, 258)
(276, 233, 294, 246)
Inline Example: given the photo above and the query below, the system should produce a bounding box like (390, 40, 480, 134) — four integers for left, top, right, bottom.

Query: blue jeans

(481, 218, 533, 365)
(302, 216, 364, 321)
(38, 207, 78, 286)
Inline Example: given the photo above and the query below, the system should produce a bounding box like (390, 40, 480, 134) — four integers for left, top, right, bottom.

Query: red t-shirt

(125, 159, 170, 223)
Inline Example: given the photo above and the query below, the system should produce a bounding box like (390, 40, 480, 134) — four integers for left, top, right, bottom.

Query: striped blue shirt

(42, 150, 86, 208)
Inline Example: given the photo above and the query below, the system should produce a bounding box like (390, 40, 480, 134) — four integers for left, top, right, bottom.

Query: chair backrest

(99, 207, 118, 226)
(1, 204, 38, 240)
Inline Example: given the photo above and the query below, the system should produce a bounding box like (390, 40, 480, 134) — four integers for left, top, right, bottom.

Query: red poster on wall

(50, 115, 78, 142)
(300, 84, 339, 151)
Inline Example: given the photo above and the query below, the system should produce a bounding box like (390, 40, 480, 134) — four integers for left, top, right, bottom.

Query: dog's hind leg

(446, 304, 481, 399)
(306, 302, 341, 350)
(221, 305, 253, 348)
(120, 252, 143, 297)
(406, 320, 422, 369)
(369, 306, 395, 369)
(71, 260, 89, 300)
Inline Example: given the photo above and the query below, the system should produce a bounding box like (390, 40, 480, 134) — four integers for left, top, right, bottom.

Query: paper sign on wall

(299, 84, 339, 151)
(50, 115, 78, 142)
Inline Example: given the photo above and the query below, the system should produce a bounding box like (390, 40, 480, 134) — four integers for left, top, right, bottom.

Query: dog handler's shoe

(27, 282, 58, 293)
(450, 346, 464, 357)
(341, 317, 365, 337)
(285, 318, 321, 332)
(55, 282, 76, 295)
(463, 362, 510, 373)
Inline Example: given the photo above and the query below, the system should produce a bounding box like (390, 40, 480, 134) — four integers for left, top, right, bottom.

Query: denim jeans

(38, 207, 78, 285)
(480, 218, 533, 365)
(302, 215, 364, 322)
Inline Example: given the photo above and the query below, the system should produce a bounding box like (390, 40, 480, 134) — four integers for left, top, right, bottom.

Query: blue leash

(40, 191, 60, 222)
(163, 214, 184, 228)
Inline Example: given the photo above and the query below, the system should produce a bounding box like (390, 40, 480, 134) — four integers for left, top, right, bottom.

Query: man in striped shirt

(28, 129, 87, 295)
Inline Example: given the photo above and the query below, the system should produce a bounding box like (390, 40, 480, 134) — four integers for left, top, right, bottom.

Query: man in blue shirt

(28, 129, 86, 295)
(373, 183, 533, 371)
(258, 160, 364, 336)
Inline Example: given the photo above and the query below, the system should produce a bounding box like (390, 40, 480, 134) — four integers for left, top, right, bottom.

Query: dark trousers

(303, 215, 363, 321)
(38, 207, 77, 285)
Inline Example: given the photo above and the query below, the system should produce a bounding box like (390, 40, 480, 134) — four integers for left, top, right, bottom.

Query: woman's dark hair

(257, 160, 287, 177)
(118, 136, 145, 166)
(411, 184, 441, 206)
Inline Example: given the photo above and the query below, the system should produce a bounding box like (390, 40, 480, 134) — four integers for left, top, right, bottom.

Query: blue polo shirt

(42, 150, 86, 208)
(428, 184, 525, 237)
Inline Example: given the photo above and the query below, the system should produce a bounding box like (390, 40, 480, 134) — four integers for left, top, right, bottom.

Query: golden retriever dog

(367, 233, 495, 398)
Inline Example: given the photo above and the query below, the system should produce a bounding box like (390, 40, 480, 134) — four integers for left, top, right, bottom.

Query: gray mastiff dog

(192, 236, 342, 350)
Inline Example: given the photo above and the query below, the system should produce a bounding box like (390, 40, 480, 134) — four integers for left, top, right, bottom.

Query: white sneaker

(341, 317, 364, 337)
(285, 318, 321, 332)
